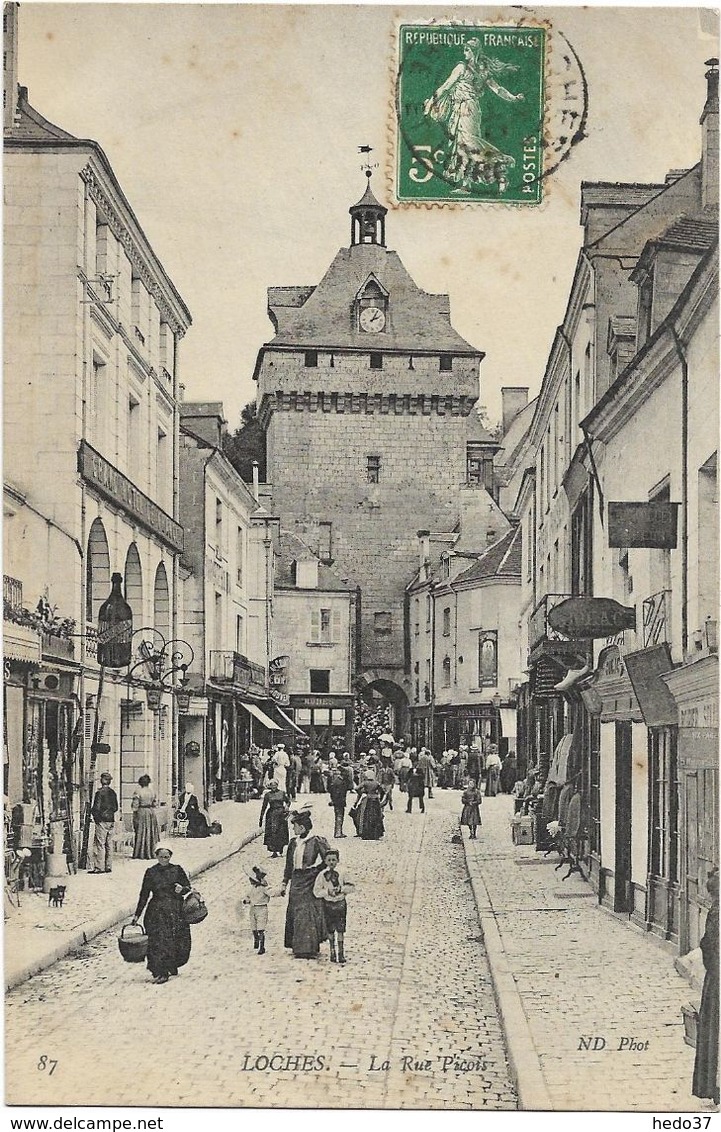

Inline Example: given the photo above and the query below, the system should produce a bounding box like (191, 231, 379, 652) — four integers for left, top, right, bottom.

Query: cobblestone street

(5, 792, 517, 1109)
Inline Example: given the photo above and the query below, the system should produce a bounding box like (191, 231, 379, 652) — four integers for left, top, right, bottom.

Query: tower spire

(349, 171, 388, 247)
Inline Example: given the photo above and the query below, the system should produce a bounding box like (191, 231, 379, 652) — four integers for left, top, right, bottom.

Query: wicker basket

(118, 922, 148, 963)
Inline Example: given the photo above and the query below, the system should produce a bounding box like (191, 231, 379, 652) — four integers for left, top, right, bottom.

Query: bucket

(118, 922, 148, 963)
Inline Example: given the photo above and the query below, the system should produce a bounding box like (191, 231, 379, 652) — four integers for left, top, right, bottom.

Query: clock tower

(255, 178, 484, 728)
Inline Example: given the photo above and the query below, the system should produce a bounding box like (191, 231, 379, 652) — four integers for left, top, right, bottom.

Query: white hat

(154, 842, 174, 857)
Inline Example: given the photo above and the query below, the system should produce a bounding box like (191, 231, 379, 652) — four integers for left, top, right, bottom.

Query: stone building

(4, 47, 191, 861)
(272, 531, 356, 754)
(510, 60, 718, 952)
(254, 175, 485, 732)
(178, 403, 281, 804)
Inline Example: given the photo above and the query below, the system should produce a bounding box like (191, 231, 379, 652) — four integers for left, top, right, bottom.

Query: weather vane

(358, 144, 379, 178)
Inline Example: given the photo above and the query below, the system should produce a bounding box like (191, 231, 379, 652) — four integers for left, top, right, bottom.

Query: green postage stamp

(396, 24, 546, 204)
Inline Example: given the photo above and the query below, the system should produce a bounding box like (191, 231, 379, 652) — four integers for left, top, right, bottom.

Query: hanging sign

(269, 655, 290, 706)
(547, 596, 636, 639)
(608, 502, 679, 548)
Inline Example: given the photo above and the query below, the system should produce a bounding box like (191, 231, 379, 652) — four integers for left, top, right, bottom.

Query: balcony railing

(643, 590, 671, 649)
(209, 650, 266, 689)
(528, 593, 573, 652)
(3, 575, 22, 611)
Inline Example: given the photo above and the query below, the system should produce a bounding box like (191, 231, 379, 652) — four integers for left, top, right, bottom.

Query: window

(310, 607, 339, 643)
(426, 593, 432, 625)
(309, 669, 330, 693)
(320, 608, 332, 642)
(157, 428, 168, 503)
(650, 728, 679, 884)
(571, 487, 593, 596)
(442, 607, 451, 637)
(127, 394, 141, 481)
(367, 455, 381, 484)
(304, 350, 318, 368)
(442, 656, 451, 687)
(370, 353, 383, 370)
(425, 659, 431, 700)
(235, 613, 245, 653)
(318, 521, 332, 563)
(214, 592, 223, 654)
(478, 631, 498, 687)
(236, 526, 244, 586)
(467, 454, 495, 494)
(440, 355, 453, 372)
(374, 611, 392, 635)
(414, 598, 420, 636)
(215, 498, 223, 555)
(698, 454, 718, 623)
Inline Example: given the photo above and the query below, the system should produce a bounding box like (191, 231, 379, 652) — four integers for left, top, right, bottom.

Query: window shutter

(311, 610, 320, 642)
(332, 609, 341, 644)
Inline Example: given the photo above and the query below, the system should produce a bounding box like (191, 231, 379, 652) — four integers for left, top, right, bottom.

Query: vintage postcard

(3, 1, 719, 1121)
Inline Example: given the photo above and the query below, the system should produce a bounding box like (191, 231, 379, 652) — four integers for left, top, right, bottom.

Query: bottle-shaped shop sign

(97, 572, 133, 668)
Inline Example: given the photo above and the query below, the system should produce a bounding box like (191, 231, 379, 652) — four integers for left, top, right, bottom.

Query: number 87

(408, 146, 444, 184)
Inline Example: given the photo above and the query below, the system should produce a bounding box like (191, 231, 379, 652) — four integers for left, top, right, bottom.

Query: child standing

(312, 848, 354, 964)
(242, 865, 273, 955)
(460, 781, 482, 839)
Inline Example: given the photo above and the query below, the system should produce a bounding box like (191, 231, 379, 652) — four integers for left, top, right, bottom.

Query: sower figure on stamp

(313, 847, 354, 964)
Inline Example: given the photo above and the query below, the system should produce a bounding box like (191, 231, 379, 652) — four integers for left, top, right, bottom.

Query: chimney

(179, 401, 226, 448)
(501, 387, 529, 434)
(252, 460, 260, 502)
(417, 529, 430, 576)
(3, 4, 19, 134)
(701, 58, 719, 211)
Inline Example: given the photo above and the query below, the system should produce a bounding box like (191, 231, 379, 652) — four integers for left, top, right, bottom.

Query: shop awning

(241, 701, 282, 730)
(268, 704, 305, 735)
(499, 708, 517, 739)
(3, 624, 41, 664)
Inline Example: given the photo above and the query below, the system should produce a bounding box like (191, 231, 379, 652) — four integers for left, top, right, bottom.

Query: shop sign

(78, 441, 184, 553)
(597, 644, 625, 681)
(292, 695, 351, 709)
(679, 699, 718, 730)
(548, 597, 636, 639)
(608, 502, 679, 549)
(623, 644, 678, 727)
(441, 705, 495, 720)
(269, 655, 290, 706)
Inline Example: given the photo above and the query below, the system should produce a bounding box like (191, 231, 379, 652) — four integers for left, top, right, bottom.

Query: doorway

(614, 720, 633, 913)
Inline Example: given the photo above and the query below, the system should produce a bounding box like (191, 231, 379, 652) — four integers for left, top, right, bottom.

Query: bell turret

(349, 171, 387, 247)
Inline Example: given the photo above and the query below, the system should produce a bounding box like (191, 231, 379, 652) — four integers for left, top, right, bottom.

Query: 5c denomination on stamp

(395, 23, 546, 204)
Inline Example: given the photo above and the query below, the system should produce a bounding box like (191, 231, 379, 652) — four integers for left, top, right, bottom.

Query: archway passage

(354, 675, 409, 752)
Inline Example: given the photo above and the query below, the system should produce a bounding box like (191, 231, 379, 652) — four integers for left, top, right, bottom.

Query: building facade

(510, 61, 719, 952)
(4, 76, 191, 862)
(255, 176, 484, 731)
(178, 403, 279, 804)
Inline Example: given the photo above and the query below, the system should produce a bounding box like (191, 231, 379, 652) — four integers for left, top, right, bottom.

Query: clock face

(359, 305, 386, 333)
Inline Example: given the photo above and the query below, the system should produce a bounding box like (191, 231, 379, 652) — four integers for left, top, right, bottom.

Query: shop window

(478, 631, 498, 688)
(124, 543, 143, 625)
(314, 708, 330, 726)
(86, 517, 111, 623)
(331, 709, 346, 726)
(296, 708, 312, 726)
(304, 350, 318, 368)
(309, 669, 330, 693)
(367, 455, 381, 484)
(442, 607, 451, 637)
(650, 728, 680, 885)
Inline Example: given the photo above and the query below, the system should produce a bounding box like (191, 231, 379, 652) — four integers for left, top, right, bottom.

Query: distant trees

(223, 401, 266, 482)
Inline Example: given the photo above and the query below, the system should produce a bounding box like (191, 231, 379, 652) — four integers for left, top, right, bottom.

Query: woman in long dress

(132, 775, 161, 858)
(178, 783, 210, 838)
(131, 843, 192, 984)
(351, 774, 385, 840)
(423, 38, 524, 192)
(280, 811, 329, 958)
(693, 869, 719, 1105)
(259, 780, 290, 858)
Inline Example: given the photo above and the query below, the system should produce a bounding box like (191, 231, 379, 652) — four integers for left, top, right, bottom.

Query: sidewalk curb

(5, 828, 262, 993)
(462, 828, 554, 1111)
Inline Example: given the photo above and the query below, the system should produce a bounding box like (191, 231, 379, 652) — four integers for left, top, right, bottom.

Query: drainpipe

(429, 583, 436, 753)
(670, 325, 689, 655)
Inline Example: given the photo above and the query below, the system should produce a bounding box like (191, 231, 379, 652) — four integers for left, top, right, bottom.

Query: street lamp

(127, 628, 195, 710)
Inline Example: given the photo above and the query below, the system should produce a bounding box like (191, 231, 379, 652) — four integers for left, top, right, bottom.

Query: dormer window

(356, 276, 389, 334)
